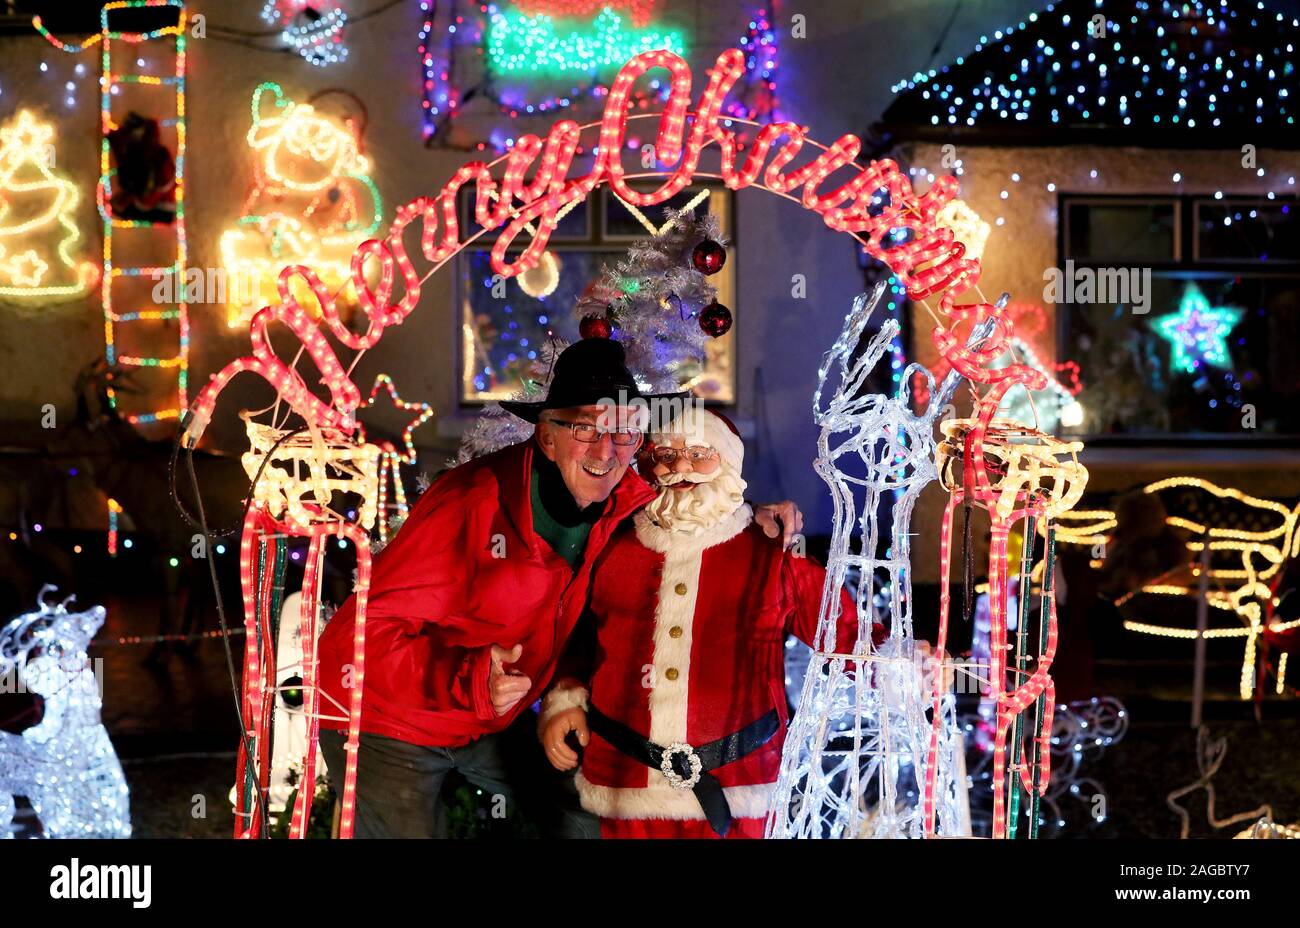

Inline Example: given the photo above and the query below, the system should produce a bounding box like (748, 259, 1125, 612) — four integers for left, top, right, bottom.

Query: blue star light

(1152, 284, 1243, 375)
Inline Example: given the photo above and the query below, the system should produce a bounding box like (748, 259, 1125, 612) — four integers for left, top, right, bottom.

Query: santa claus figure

(539, 407, 861, 838)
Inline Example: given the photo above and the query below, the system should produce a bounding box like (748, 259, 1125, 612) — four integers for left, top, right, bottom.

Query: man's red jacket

(316, 439, 656, 747)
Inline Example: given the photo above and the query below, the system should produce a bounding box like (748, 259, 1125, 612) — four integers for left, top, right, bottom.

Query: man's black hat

(500, 338, 688, 424)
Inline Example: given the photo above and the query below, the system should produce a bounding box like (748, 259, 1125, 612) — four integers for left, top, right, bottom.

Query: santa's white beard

(643, 464, 748, 536)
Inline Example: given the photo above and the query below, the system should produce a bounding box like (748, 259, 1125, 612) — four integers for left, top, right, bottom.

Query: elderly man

(315, 338, 800, 837)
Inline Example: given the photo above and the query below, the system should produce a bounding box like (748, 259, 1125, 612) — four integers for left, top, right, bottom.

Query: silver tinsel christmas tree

(458, 208, 725, 462)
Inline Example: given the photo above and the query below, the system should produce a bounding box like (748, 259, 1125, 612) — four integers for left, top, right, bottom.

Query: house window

(457, 184, 736, 404)
(1057, 194, 1300, 442)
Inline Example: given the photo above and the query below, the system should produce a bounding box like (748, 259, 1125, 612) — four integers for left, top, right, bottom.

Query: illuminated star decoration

(356, 374, 435, 544)
(1152, 284, 1244, 375)
(3, 250, 49, 287)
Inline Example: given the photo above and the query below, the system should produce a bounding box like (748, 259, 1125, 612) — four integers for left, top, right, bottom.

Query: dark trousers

(318, 720, 598, 839)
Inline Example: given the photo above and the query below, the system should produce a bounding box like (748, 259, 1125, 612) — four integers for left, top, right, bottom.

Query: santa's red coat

(316, 440, 654, 747)
(541, 505, 860, 823)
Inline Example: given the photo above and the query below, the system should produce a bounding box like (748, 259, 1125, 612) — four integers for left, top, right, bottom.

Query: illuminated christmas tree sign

(0, 111, 98, 300)
(1152, 283, 1244, 375)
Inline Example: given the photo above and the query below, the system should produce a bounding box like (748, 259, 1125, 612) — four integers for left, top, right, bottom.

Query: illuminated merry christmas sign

(189, 45, 1066, 842)
(190, 46, 1005, 449)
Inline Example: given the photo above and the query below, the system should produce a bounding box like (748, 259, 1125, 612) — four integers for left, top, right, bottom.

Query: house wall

(21, 0, 1275, 585)
(898, 142, 1300, 581)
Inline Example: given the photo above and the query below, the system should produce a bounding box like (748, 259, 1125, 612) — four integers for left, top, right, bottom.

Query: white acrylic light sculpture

(0, 586, 130, 839)
(766, 286, 972, 839)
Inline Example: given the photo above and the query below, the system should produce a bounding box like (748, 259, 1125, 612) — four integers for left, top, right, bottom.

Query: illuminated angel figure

(0, 587, 130, 839)
(766, 285, 971, 839)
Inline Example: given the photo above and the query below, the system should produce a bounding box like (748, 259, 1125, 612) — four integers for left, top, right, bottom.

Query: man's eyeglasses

(649, 445, 717, 465)
(545, 418, 643, 446)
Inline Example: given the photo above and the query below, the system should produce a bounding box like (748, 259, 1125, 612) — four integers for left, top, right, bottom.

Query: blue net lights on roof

(885, 0, 1298, 132)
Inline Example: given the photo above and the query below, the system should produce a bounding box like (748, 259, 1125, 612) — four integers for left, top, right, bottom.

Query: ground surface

(5, 573, 1297, 839)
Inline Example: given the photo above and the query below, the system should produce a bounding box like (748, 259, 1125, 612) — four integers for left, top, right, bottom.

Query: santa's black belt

(586, 704, 780, 837)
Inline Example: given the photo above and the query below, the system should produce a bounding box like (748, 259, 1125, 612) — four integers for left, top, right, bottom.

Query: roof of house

(878, 0, 1300, 149)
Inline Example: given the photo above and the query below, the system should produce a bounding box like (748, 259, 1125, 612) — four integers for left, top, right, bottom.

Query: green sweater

(530, 454, 603, 568)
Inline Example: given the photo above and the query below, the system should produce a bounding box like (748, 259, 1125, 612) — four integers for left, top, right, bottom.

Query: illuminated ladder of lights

(98, 0, 188, 426)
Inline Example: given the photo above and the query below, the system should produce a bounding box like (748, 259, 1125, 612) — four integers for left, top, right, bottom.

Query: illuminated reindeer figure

(0, 586, 130, 839)
(766, 285, 971, 839)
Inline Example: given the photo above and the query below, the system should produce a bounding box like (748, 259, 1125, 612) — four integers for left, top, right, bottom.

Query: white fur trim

(536, 680, 589, 735)
(576, 770, 775, 821)
(631, 502, 752, 749)
(632, 503, 752, 555)
(645, 540, 698, 745)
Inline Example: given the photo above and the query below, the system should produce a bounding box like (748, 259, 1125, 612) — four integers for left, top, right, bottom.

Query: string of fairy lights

(35, 2, 198, 426)
(889, 1, 1299, 131)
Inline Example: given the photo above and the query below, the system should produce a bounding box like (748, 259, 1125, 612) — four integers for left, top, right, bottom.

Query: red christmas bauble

(691, 239, 727, 275)
(579, 315, 612, 339)
(699, 301, 732, 338)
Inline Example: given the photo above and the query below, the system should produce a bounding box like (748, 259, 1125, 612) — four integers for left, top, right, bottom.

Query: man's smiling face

(536, 404, 644, 509)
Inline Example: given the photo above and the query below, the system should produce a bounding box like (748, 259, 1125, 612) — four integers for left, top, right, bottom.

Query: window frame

(1056, 191, 1300, 446)
(455, 184, 738, 407)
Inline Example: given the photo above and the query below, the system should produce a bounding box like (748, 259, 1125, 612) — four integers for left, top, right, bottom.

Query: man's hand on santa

(489, 644, 532, 716)
(753, 500, 804, 549)
(541, 707, 590, 771)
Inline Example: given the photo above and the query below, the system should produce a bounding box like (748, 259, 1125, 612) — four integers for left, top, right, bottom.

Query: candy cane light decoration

(184, 45, 1089, 838)
(929, 417, 1088, 839)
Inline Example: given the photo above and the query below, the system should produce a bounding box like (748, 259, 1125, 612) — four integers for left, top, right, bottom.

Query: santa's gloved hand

(541, 707, 589, 771)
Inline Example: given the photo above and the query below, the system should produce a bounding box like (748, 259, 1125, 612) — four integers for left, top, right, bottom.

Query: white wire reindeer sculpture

(0, 586, 130, 838)
(767, 285, 980, 839)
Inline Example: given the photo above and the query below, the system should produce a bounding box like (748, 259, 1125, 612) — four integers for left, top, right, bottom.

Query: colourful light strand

(97, 0, 189, 426)
(107, 497, 122, 557)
